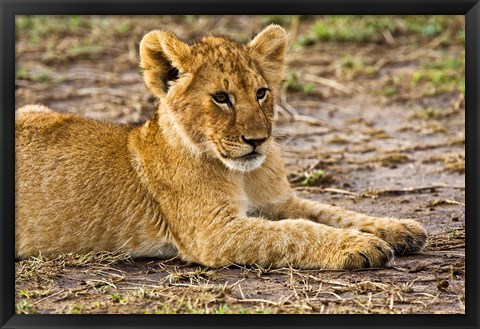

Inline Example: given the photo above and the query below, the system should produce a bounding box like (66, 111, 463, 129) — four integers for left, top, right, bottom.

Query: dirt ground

(14, 15, 465, 314)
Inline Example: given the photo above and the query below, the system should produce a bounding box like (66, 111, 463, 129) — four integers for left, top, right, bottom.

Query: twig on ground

(237, 284, 245, 300)
(277, 130, 333, 140)
(275, 91, 338, 129)
(32, 290, 65, 305)
(15, 80, 51, 90)
(451, 93, 465, 112)
(360, 184, 465, 198)
(374, 30, 451, 70)
(303, 73, 354, 94)
(288, 99, 337, 110)
(381, 29, 396, 45)
(294, 186, 359, 197)
(427, 199, 465, 207)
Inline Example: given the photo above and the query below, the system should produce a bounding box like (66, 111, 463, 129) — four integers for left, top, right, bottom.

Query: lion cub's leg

(188, 217, 393, 270)
(276, 197, 427, 255)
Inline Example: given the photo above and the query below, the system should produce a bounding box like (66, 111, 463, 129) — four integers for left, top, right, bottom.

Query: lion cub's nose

(241, 135, 267, 147)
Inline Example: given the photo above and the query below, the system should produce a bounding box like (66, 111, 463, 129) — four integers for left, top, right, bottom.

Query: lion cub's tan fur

(16, 25, 427, 269)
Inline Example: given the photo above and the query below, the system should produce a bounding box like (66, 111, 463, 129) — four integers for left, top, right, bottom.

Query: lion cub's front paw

(335, 232, 394, 270)
(374, 219, 427, 256)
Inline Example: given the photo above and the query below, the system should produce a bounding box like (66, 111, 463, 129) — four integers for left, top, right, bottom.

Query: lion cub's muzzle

(217, 135, 270, 172)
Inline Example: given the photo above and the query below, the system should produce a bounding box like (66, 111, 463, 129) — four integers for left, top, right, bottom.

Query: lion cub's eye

(212, 92, 230, 105)
(256, 88, 268, 100)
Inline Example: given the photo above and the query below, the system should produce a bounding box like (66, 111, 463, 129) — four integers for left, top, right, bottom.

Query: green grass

(115, 21, 133, 35)
(301, 170, 325, 186)
(16, 300, 37, 314)
(341, 55, 379, 78)
(381, 86, 399, 96)
(297, 15, 463, 46)
(412, 55, 465, 95)
(283, 72, 316, 94)
(448, 229, 462, 240)
(144, 302, 274, 314)
(111, 292, 128, 304)
(16, 16, 92, 43)
(18, 289, 52, 299)
(15, 67, 54, 83)
(379, 53, 465, 99)
(410, 107, 447, 120)
(16, 16, 125, 62)
(68, 305, 84, 314)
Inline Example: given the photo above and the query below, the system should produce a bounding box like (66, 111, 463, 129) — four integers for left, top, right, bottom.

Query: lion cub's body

(16, 107, 289, 262)
(16, 25, 427, 269)
(16, 109, 174, 257)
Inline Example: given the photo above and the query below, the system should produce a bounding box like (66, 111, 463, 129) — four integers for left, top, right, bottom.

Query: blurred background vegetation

(16, 15, 464, 117)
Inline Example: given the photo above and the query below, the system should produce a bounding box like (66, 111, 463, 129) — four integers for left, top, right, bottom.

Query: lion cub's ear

(248, 24, 287, 88)
(139, 30, 192, 98)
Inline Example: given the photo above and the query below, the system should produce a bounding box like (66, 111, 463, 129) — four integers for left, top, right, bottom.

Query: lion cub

(16, 25, 427, 269)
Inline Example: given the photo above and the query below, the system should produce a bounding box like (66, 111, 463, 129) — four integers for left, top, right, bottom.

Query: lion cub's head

(139, 25, 286, 172)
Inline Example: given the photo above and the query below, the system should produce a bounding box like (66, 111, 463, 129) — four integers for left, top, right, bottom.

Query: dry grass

(16, 251, 465, 314)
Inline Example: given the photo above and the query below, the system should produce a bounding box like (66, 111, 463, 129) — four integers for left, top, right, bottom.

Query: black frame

(1, 1, 478, 328)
